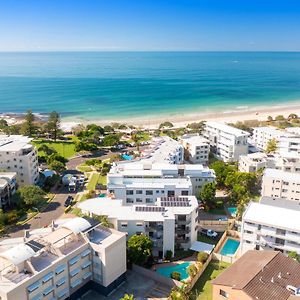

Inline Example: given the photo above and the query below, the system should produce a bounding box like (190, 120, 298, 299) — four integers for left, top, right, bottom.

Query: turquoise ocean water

(0, 52, 300, 121)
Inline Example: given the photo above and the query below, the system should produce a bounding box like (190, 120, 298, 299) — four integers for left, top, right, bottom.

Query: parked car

(217, 217, 228, 221)
(199, 227, 218, 238)
(64, 195, 74, 207)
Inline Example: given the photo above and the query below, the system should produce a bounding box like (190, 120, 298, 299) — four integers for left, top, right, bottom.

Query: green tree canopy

(48, 160, 66, 174)
(265, 138, 277, 154)
(101, 134, 121, 146)
(200, 182, 217, 209)
(21, 110, 36, 137)
(127, 234, 153, 266)
(119, 294, 134, 300)
(159, 121, 174, 129)
(46, 111, 61, 141)
(15, 185, 46, 207)
(288, 251, 300, 262)
(210, 161, 236, 188)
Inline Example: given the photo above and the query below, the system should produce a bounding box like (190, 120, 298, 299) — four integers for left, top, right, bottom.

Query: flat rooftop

(206, 121, 250, 137)
(0, 135, 33, 152)
(264, 168, 300, 182)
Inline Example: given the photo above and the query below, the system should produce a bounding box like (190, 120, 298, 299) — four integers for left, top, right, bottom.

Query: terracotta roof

(212, 250, 300, 300)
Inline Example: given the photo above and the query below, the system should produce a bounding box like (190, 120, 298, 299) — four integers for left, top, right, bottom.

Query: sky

(0, 0, 300, 51)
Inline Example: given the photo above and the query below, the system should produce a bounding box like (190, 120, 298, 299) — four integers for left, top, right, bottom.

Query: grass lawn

(77, 165, 93, 172)
(33, 140, 76, 159)
(86, 172, 100, 191)
(191, 261, 230, 300)
(98, 175, 107, 186)
(208, 208, 226, 215)
(197, 234, 217, 245)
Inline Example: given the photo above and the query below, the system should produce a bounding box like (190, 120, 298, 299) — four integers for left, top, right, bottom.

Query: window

(121, 222, 128, 227)
(27, 281, 40, 293)
(219, 289, 229, 298)
(42, 272, 53, 283)
(69, 255, 80, 266)
(55, 264, 66, 275)
(136, 222, 143, 226)
(126, 198, 133, 203)
(146, 190, 153, 195)
(43, 285, 54, 296)
(181, 190, 189, 196)
(136, 190, 143, 194)
(56, 277, 66, 287)
(126, 190, 134, 195)
(136, 198, 143, 203)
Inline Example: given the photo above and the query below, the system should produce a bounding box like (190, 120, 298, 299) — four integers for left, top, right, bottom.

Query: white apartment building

(0, 172, 17, 208)
(240, 198, 300, 256)
(107, 162, 215, 200)
(0, 135, 39, 185)
(239, 151, 300, 173)
(251, 126, 296, 151)
(261, 168, 300, 201)
(203, 121, 249, 162)
(79, 196, 198, 258)
(278, 136, 300, 154)
(0, 217, 126, 300)
(140, 136, 183, 164)
(180, 134, 210, 164)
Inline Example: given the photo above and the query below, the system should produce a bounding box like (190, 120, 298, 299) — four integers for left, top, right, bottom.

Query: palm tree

(131, 133, 141, 152)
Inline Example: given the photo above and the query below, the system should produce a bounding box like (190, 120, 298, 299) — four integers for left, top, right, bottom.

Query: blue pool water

(220, 238, 240, 256)
(122, 154, 133, 160)
(228, 207, 237, 217)
(156, 262, 191, 280)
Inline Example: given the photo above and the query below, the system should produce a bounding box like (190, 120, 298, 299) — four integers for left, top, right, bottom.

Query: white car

(207, 229, 218, 238)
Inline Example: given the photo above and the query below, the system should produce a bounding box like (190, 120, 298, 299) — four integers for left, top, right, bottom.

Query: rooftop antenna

(271, 277, 274, 283)
(278, 272, 282, 279)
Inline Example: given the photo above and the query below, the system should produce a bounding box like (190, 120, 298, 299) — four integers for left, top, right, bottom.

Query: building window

(136, 190, 143, 194)
(146, 190, 153, 195)
(126, 190, 134, 195)
(181, 190, 189, 196)
(219, 289, 229, 298)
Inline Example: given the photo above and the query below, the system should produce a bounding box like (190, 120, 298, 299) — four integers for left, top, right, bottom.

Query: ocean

(0, 51, 300, 121)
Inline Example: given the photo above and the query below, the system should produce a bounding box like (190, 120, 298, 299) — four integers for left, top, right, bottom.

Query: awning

(190, 241, 214, 254)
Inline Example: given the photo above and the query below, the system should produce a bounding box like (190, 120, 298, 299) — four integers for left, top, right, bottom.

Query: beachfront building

(203, 121, 249, 162)
(180, 134, 210, 164)
(107, 162, 215, 199)
(251, 126, 296, 151)
(212, 250, 300, 300)
(0, 135, 39, 185)
(79, 196, 198, 258)
(278, 136, 300, 154)
(240, 197, 300, 256)
(0, 217, 126, 300)
(238, 151, 300, 173)
(0, 172, 17, 208)
(261, 168, 300, 201)
(140, 136, 183, 164)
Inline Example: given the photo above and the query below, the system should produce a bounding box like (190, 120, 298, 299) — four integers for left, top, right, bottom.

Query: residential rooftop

(0, 135, 34, 152)
(205, 121, 250, 137)
(264, 168, 300, 182)
(212, 250, 300, 300)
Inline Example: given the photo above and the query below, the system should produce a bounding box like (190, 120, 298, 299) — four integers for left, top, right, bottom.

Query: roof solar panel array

(160, 196, 191, 207)
(135, 206, 165, 212)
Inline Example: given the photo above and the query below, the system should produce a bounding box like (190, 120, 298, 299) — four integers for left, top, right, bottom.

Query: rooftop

(212, 250, 300, 300)
(0, 135, 34, 152)
(264, 168, 300, 182)
(243, 201, 300, 232)
(205, 121, 250, 137)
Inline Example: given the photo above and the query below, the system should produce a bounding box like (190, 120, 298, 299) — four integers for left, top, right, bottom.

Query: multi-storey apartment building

(0, 172, 17, 208)
(140, 136, 183, 164)
(278, 136, 300, 154)
(79, 196, 198, 259)
(107, 162, 215, 200)
(261, 168, 300, 201)
(203, 121, 249, 162)
(0, 135, 39, 185)
(239, 151, 300, 173)
(180, 134, 210, 164)
(0, 217, 126, 300)
(240, 198, 300, 256)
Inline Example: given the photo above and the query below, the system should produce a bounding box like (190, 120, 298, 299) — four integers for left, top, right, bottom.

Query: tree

(131, 133, 141, 152)
(171, 271, 181, 281)
(267, 116, 273, 122)
(120, 294, 134, 300)
(15, 185, 46, 207)
(46, 111, 60, 141)
(101, 134, 120, 146)
(210, 161, 236, 188)
(197, 251, 209, 264)
(288, 113, 298, 120)
(0, 119, 8, 132)
(127, 234, 153, 266)
(165, 250, 173, 260)
(74, 141, 98, 152)
(38, 144, 57, 156)
(21, 110, 36, 137)
(200, 182, 216, 209)
(169, 286, 189, 300)
(265, 138, 277, 154)
(187, 264, 197, 278)
(288, 251, 300, 262)
(159, 121, 174, 129)
(275, 115, 285, 121)
(48, 160, 66, 173)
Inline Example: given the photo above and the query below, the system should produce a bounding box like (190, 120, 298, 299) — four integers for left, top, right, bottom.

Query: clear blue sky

(0, 0, 300, 51)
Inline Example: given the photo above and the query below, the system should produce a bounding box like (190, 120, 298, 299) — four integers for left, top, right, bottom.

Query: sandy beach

(59, 103, 300, 130)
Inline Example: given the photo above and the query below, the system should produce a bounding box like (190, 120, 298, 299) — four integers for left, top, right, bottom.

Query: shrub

(165, 250, 173, 260)
(197, 251, 209, 264)
(171, 271, 181, 281)
(6, 210, 19, 224)
(187, 264, 197, 278)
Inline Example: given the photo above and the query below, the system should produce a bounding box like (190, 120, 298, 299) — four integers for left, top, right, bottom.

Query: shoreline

(60, 103, 300, 129)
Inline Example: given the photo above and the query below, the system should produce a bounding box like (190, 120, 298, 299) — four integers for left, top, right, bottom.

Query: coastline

(60, 102, 300, 129)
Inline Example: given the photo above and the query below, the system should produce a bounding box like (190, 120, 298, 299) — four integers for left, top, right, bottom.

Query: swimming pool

(228, 207, 237, 217)
(220, 238, 240, 256)
(156, 262, 191, 280)
(122, 154, 133, 160)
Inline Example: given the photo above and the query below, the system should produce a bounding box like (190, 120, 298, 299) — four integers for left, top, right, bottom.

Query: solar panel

(135, 206, 165, 212)
(26, 240, 45, 252)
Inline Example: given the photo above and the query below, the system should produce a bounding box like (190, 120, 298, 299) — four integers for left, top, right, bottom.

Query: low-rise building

(203, 121, 249, 162)
(0, 135, 39, 185)
(240, 198, 300, 256)
(0, 217, 126, 300)
(0, 172, 17, 208)
(261, 168, 300, 201)
(140, 136, 183, 164)
(79, 196, 198, 259)
(212, 250, 300, 300)
(239, 152, 300, 173)
(107, 162, 215, 200)
(180, 134, 210, 164)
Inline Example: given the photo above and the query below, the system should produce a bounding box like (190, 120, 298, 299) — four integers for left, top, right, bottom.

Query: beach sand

(60, 103, 300, 130)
